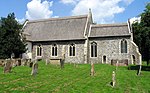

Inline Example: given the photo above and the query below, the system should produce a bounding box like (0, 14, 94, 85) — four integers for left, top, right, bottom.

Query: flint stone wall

(89, 37, 133, 64)
(32, 40, 85, 64)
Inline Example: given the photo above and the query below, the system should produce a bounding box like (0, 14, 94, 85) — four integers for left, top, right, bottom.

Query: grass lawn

(0, 61, 150, 93)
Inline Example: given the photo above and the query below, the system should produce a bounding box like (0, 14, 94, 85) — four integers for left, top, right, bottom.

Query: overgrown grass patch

(0, 61, 150, 93)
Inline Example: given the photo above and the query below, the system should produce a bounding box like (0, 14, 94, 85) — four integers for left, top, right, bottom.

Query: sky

(0, 0, 149, 24)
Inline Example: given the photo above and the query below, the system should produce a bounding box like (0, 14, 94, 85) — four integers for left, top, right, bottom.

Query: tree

(0, 13, 26, 59)
(132, 3, 150, 65)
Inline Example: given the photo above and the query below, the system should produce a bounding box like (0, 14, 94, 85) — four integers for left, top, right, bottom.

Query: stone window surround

(51, 44, 58, 57)
(68, 43, 76, 57)
(90, 41, 97, 58)
(36, 44, 43, 57)
(120, 39, 128, 53)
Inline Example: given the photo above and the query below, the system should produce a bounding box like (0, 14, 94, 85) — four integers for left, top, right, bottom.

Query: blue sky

(0, 0, 149, 24)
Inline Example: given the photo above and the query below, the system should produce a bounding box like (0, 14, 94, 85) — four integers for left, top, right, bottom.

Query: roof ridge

(28, 15, 88, 23)
(91, 23, 127, 28)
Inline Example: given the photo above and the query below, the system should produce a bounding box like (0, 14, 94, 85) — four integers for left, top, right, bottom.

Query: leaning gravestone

(4, 59, 12, 73)
(31, 62, 38, 76)
(137, 65, 142, 76)
(111, 71, 116, 87)
(90, 63, 95, 76)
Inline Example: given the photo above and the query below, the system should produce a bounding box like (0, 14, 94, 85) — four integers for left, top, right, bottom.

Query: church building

(22, 10, 141, 65)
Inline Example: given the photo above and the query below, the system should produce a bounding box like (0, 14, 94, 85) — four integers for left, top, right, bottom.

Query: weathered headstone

(74, 62, 77, 68)
(12, 59, 17, 67)
(0, 59, 5, 67)
(116, 60, 119, 70)
(45, 59, 49, 65)
(17, 59, 21, 66)
(111, 71, 116, 87)
(29, 58, 38, 67)
(137, 65, 142, 75)
(4, 59, 12, 73)
(60, 59, 64, 69)
(31, 62, 38, 76)
(60, 45, 66, 68)
(90, 63, 95, 76)
(27, 59, 31, 66)
(29, 62, 33, 68)
(24, 59, 28, 66)
(21, 59, 28, 66)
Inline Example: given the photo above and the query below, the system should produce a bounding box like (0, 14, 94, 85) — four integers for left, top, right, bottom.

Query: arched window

(91, 42, 97, 57)
(121, 39, 127, 53)
(69, 44, 75, 56)
(52, 44, 57, 56)
(37, 45, 42, 56)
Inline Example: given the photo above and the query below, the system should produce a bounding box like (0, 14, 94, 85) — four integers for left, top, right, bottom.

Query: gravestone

(24, 59, 28, 66)
(31, 62, 38, 76)
(21, 59, 28, 66)
(137, 65, 142, 75)
(116, 60, 119, 70)
(0, 59, 5, 67)
(27, 59, 32, 66)
(111, 71, 116, 87)
(29, 62, 33, 68)
(17, 59, 21, 66)
(4, 59, 12, 73)
(12, 59, 17, 67)
(90, 63, 95, 76)
(60, 53, 65, 69)
(74, 63, 78, 68)
(29, 58, 37, 67)
(45, 59, 49, 65)
(60, 59, 64, 69)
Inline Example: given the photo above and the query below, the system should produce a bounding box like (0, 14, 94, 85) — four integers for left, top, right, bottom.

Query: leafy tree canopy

(0, 13, 26, 59)
(132, 2, 150, 64)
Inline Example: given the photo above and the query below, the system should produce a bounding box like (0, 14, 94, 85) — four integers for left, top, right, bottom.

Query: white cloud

(129, 17, 141, 24)
(60, 0, 77, 4)
(62, 0, 134, 23)
(16, 18, 25, 24)
(53, 16, 59, 18)
(25, 0, 53, 20)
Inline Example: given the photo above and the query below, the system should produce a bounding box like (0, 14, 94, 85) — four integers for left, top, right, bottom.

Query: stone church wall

(32, 40, 85, 64)
(89, 37, 132, 65)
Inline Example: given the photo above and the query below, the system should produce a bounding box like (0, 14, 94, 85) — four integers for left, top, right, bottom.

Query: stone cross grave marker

(111, 71, 116, 87)
(90, 63, 95, 76)
(4, 59, 12, 73)
(31, 62, 38, 76)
